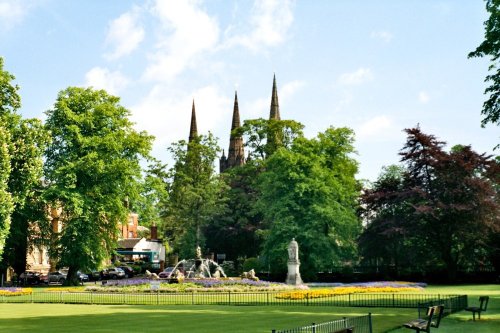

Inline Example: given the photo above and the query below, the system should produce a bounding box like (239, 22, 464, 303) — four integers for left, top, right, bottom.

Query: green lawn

(389, 284, 500, 333)
(0, 284, 498, 333)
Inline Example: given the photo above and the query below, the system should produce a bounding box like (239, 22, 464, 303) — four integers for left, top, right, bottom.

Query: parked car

(158, 267, 175, 279)
(86, 270, 101, 281)
(118, 265, 134, 278)
(100, 267, 126, 280)
(77, 271, 89, 282)
(19, 271, 42, 285)
(47, 271, 67, 284)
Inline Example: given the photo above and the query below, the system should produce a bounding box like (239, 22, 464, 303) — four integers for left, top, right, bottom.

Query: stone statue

(288, 238, 299, 262)
(213, 266, 227, 278)
(286, 238, 303, 285)
(195, 246, 202, 259)
(241, 269, 258, 281)
(173, 269, 184, 279)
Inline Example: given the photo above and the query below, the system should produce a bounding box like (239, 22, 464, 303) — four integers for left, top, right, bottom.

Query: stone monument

(285, 238, 303, 285)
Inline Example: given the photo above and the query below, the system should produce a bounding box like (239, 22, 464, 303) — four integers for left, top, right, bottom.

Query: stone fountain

(167, 246, 227, 279)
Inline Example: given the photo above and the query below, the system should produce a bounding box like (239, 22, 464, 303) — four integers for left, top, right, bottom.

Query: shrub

(220, 261, 236, 277)
(242, 257, 262, 273)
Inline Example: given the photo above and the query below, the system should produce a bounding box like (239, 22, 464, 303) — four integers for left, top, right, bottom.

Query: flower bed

(0, 287, 33, 296)
(276, 281, 426, 300)
(83, 278, 305, 293)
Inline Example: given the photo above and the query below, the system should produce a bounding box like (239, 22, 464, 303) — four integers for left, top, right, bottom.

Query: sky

(1, 0, 498, 182)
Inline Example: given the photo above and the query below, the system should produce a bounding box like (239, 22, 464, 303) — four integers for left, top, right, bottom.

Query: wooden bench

(465, 296, 489, 321)
(403, 305, 444, 333)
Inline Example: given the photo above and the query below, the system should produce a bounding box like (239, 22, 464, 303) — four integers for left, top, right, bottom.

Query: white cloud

(370, 30, 393, 43)
(357, 115, 393, 140)
(0, 0, 37, 30)
(338, 68, 373, 86)
(143, 0, 220, 82)
(418, 91, 430, 104)
(281, 80, 305, 102)
(84, 67, 130, 95)
(225, 0, 294, 51)
(104, 6, 144, 60)
(247, 96, 269, 119)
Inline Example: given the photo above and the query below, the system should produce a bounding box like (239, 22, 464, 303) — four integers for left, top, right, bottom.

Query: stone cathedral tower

(219, 91, 245, 173)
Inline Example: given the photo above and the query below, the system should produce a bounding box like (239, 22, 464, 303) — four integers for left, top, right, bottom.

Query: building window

(128, 231, 134, 238)
(128, 216, 134, 225)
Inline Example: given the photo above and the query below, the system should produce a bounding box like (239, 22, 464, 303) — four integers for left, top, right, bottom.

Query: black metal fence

(417, 294, 468, 318)
(1, 292, 467, 310)
(271, 314, 372, 333)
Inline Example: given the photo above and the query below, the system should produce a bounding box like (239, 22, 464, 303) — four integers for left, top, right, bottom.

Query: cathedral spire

(189, 99, 198, 142)
(220, 91, 245, 173)
(269, 73, 280, 120)
(231, 91, 241, 132)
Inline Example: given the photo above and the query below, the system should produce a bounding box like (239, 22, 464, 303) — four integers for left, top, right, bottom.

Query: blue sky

(1, 0, 497, 181)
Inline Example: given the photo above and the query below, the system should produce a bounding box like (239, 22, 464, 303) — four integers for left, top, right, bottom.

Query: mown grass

(389, 284, 500, 333)
(0, 284, 498, 333)
(0, 303, 415, 333)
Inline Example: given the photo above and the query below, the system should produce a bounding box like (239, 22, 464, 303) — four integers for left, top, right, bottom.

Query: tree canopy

(44, 87, 153, 284)
(469, 0, 500, 128)
(235, 118, 304, 160)
(257, 127, 360, 279)
(0, 58, 49, 273)
(163, 133, 228, 259)
(360, 127, 499, 280)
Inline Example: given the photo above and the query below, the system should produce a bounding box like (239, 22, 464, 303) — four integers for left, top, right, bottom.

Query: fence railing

(417, 294, 468, 318)
(1, 292, 466, 309)
(271, 313, 372, 333)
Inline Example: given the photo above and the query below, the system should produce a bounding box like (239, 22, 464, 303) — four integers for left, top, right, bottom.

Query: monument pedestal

(286, 261, 303, 285)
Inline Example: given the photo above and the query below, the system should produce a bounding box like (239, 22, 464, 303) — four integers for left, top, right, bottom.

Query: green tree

(208, 118, 302, 265)
(164, 133, 228, 259)
(257, 127, 361, 280)
(132, 159, 169, 229)
(0, 57, 17, 259)
(205, 160, 265, 262)
(359, 165, 427, 276)
(44, 87, 153, 285)
(2, 118, 50, 274)
(0, 58, 20, 115)
(469, 0, 500, 128)
(0, 57, 49, 273)
(236, 118, 304, 160)
(0, 125, 13, 258)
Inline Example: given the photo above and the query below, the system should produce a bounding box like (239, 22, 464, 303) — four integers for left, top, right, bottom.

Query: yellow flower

(275, 286, 421, 300)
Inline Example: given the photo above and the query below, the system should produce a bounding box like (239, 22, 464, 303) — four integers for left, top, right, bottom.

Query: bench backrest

(423, 306, 436, 331)
(432, 305, 444, 328)
(479, 296, 489, 311)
